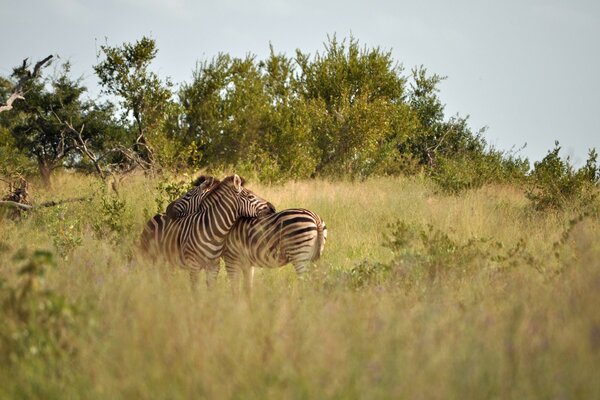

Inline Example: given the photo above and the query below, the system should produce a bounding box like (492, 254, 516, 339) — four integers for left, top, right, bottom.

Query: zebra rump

(223, 208, 327, 275)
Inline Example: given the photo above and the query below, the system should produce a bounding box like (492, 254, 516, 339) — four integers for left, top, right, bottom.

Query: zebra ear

(233, 174, 243, 192)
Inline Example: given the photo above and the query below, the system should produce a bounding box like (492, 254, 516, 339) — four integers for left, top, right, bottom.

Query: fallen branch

(0, 196, 90, 211)
(0, 200, 34, 210)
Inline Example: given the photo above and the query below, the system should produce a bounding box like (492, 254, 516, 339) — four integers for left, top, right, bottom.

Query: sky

(1, 0, 599, 165)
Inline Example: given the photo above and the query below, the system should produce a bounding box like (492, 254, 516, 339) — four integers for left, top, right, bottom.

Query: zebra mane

(164, 174, 250, 219)
(188, 174, 245, 204)
(192, 175, 212, 187)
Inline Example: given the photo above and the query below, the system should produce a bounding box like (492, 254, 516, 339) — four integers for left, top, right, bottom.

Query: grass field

(1, 174, 599, 399)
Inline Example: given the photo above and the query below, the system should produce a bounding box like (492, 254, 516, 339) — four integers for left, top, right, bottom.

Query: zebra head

(165, 175, 219, 219)
(225, 174, 276, 218)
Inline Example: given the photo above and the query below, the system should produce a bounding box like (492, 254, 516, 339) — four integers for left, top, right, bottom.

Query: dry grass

(1, 173, 599, 399)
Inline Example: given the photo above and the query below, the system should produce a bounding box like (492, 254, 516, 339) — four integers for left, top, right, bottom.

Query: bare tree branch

(0, 55, 53, 113)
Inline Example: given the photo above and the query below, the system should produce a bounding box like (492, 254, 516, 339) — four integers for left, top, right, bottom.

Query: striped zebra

(164, 177, 327, 295)
(165, 175, 219, 219)
(223, 209, 327, 295)
(140, 174, 275, 289)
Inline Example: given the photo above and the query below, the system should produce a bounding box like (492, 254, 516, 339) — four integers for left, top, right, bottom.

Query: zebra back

(140, 174, 275, 268)
(223, 208, 327, 274)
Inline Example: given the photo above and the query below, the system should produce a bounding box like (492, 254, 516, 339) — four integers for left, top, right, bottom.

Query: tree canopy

(1, 35, 537, 188)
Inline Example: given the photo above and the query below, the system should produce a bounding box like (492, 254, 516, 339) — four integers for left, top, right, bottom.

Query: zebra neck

(202, 186, 240, 233)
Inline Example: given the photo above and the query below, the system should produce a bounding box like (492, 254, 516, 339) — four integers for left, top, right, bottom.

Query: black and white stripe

(150, 176, 327, 293)
(223, 208, 327, 295)
(165, 176, 219, 219)
(140, 174, 275, 288)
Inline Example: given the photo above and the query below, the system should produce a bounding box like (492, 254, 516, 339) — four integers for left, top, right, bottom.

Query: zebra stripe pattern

(149, 175, 328, 295)
(165, 175, 219, 219)
(140, 174, 275, 289)
(223, 208, 327, 295)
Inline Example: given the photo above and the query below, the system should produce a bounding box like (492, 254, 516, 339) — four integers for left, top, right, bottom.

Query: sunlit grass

(1, 173, 599, 399)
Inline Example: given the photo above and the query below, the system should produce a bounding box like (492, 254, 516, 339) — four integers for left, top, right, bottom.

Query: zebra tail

(311, 218, 327, 261)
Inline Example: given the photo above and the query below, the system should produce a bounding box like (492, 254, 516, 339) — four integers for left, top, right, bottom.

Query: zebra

(163, 176, 327, 295)
(140, 175, 217, 254)
(165, 175, 219, 219)
(140, 174, 276, 289)
(223, 209, 327, 296)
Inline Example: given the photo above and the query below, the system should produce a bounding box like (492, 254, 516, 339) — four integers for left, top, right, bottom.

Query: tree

(0, 55, 53, 113)
(295, 36, 413, 176)
(94, 36, 175, 170)
(8, 63, 94, 186)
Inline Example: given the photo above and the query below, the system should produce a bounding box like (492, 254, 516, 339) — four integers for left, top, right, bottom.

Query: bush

(526, 143, 598, 211)
(153, 178, 194, 214)
(0, 249, 83, 363)
(92, 195, 134, 244)
(431, 146, 529, 194)
(47, 206, 83, 260)
(346, 222, 492, 289)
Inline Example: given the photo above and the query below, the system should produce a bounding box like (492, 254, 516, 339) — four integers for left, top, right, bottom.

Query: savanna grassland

(1, 173, 599, 399)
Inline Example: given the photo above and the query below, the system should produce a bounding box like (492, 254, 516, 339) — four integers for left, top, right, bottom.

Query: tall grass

(1, 174, 599, 399)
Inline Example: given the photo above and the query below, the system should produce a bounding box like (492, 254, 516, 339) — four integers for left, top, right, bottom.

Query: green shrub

(432, 149, 529, 194)
(46, 206, 83, 260)
(0, 249, 82, 363)
(526, 143, 598, 211)
(92, 195, 134, 244)
(153, 178, 194, 214)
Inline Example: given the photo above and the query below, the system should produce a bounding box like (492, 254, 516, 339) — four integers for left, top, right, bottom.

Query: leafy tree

(7, 63, 99, 186)
(295, 36, 414, 177)
(180, 54, 269, 169)
(94, 36, 176, 169)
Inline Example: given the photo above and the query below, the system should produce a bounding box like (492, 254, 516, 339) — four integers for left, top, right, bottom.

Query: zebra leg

(205, 263, 220, 289)
(242, 266, 255, 299)
(293, 261, 309, 277)
(225, 262, 242, 296)
(189, 270, 200, 291)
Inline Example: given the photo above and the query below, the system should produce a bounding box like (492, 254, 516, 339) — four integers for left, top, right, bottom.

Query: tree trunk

(38, 159, 53, 188)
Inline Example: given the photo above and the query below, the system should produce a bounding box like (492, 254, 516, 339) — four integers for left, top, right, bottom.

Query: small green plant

(526, 143, 598, 211)
(47, 206, 83, 260)
(0, 249, 82, 363)
(92, 195, 134, 244)
(384, 221, 491, 284)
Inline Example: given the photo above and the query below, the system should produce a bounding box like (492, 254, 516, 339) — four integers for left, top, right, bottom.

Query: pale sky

(1, 0, 599, 165)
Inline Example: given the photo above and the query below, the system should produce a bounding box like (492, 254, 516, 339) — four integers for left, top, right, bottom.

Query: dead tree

(0, 55, 53, 113)
(60, 118, 150, 194)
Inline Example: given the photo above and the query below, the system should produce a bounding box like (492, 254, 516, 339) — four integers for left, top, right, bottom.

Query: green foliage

(94, 36, 177, 168)
(295, 36, 413, 177)
(526, 143, 599, 211)
(153, 177, 194, 214)
(382, 221, 493, 285)
(0, 35, 562, 187)
(46, 206, 83, 260)
(0, 249, 81, 363)
(7, 62, 86, 185)
(1, 61, 123, 184)
(432, 149, 529, 194)
(92, 195, 134, 244)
